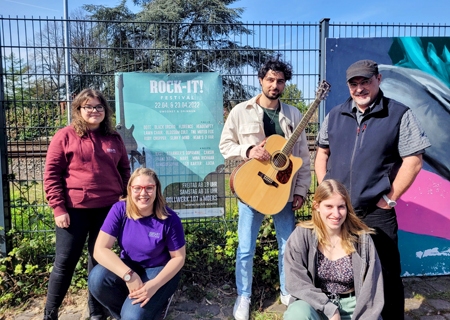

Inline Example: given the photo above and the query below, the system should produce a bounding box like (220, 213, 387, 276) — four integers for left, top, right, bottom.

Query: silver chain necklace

(262, 104, 280, 124)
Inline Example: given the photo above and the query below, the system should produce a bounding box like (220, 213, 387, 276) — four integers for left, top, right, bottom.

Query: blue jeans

(236, 200, 296, 298)
(88, 262, 180, 320)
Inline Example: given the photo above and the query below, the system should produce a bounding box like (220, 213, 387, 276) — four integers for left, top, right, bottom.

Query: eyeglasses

(348, 78, 373, 89)
(80, 105, 105, 112)
(131, 185, 156, 194)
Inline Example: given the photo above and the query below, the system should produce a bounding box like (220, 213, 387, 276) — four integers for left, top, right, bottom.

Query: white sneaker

(280, 293, 291, 306)
(233, 295, 250, 320)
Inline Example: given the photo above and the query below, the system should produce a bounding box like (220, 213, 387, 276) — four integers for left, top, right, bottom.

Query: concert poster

(115, 72, 225, 218)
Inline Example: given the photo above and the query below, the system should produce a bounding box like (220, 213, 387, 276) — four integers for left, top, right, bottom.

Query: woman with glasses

(88, 167, 186, 320)
(43, 88, 130, 320)
(283, 180, 384, 320)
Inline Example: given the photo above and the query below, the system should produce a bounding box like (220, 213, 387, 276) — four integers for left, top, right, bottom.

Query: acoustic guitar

(230, 80, 331, 215)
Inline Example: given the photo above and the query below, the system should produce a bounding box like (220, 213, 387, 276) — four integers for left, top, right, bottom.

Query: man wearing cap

(315, 59, 430, 319)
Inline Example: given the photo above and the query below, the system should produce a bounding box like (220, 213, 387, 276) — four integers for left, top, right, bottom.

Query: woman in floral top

(283, 179, 384, 320)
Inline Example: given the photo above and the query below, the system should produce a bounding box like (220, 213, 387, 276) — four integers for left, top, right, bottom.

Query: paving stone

(168, 313, 193, 320)
(418, 302, 440, 315)
(220, 296, 235, 307)
(59, 312, 83, 320)
(196, 304, 221, 317)
(173, 301, 200, 312)
(428, 300, 450, 311)
(13, 314, 34, 320)
(404, 314, 415, 320)
(420, 316, 446, 320)
(221, 305, 233, 318)
(411, 281, 438, 297)
(429, 278, 450, 294)
(265, 301, 286, 314)
(405, 285, 418, 299)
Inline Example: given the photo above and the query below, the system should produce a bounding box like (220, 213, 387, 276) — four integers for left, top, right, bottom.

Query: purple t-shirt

(101, 201, 186, 268)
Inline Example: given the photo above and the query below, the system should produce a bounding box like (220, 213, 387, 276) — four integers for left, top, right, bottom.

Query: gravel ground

(4, 276, 450, 320)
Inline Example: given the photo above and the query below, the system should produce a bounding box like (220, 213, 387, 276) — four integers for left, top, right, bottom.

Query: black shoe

(89, 316, 107, 320)
(43, 308, 58, 320)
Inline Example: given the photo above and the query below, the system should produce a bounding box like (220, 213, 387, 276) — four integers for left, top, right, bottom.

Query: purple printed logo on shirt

(148, 232, 160, 238)
(107, 148, 116, 153)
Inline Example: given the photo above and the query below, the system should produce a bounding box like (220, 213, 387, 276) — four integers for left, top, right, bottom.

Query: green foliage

(182, 201, 311, 300)
(281, 84, 308, 114)
(0, 228, 90, 311)
(0, 228, 53, 309)
(4, 53, 67, 141)
(1, 178, 313, 311)
(1, 181, 90, 311)
(182, 218, 236, 284)
(9, 180, 54, 231)
(82, 0, 274, 104)
(281, 84, 319, 135)
(253, 312, 282, 320)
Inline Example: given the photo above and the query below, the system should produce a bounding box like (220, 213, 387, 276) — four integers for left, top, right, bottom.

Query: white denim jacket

(219, 94, 311, 200)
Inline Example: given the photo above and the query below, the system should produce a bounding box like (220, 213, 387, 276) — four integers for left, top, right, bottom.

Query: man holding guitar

(219, 57, 311, 320)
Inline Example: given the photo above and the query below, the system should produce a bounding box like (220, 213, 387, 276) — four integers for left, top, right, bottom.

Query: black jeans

(44, 206, 111, 319)
(356, 205, 404, 320)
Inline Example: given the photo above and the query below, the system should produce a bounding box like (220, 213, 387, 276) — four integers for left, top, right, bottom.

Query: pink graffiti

(397, 170, 450, 241)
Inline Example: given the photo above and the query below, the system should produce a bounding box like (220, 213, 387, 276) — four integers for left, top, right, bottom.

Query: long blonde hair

(71, 88, 115, 137)
(122, 168, 169, 220)
(299, 179, 373, 254)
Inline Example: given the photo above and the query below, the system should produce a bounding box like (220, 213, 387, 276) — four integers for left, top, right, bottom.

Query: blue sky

(1, 0, 449, 24)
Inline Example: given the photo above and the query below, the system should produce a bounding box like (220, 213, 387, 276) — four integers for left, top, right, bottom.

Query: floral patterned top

(316, 250, 354, 293)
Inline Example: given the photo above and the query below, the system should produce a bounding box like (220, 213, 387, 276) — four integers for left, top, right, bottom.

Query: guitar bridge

(258, 172, 279, 188)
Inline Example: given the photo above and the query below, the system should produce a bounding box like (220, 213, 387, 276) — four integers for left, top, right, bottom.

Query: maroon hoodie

(44, 125, 131, 217)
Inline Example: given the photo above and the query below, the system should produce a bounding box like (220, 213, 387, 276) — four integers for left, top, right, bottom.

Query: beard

(262, 88, 281, 100)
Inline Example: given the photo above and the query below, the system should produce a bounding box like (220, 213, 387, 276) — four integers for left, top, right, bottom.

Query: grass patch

(252, 311, 283, 320)
(412, 292, 425, 300)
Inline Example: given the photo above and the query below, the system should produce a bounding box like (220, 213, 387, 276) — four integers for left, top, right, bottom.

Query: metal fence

(0, 17, 449, 255)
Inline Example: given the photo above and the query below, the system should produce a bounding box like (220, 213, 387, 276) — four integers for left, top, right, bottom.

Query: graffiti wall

(324, 37, 450, 276)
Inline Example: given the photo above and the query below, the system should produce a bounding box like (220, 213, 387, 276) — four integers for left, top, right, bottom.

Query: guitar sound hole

(276, 161, 293, 184)
(272, 153, 288, 169)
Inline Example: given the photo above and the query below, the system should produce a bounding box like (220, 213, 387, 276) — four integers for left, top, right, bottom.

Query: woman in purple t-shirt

(88, 168, 186, 320)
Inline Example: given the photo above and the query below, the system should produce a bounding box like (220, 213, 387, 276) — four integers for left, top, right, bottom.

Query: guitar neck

(281, 98, 321, 155)
(116, 73, 126, 126)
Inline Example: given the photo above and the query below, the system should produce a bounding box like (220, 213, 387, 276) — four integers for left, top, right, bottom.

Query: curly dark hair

(71, 88, 116, 137)
(258, 55, 293, 81)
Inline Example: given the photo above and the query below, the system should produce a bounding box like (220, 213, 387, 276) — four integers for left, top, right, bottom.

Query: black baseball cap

(346, 59, 379, 82)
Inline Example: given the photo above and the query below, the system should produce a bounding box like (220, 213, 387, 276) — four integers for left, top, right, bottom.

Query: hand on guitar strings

(248, 140, 270, 161)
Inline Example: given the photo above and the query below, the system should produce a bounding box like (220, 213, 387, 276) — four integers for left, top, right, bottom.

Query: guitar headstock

(316, 80, 331, 101)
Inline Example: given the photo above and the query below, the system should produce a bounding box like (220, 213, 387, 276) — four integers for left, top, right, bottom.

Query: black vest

(325, 91, 408, 208)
